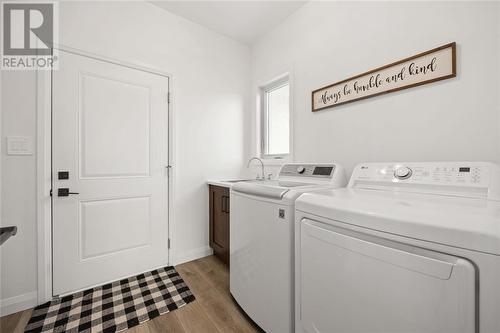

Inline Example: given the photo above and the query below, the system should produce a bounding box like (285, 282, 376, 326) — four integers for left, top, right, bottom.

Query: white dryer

(230, 163, 347, 333)
(295, 162, 500, 333)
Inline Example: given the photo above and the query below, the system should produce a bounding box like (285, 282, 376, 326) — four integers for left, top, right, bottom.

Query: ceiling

(150, 1, 307, 45)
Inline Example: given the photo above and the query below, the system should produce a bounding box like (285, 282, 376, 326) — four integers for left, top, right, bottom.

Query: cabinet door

(209, 185, 230, 265)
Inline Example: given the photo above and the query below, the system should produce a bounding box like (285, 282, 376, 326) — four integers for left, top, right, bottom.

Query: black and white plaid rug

(25, 266, 195, 333)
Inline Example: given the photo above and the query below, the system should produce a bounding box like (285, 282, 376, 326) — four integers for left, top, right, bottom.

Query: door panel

(80, 196, 151, 259)
(209, 186, 230, 265)
(80, 73, 151, 178)
(299, 218, 476, 333)
(213, 188, 224, 247)
(53, 50, 169, 295)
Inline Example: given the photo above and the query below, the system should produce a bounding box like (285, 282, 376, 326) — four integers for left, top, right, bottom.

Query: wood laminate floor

(0, 255, 262, 333)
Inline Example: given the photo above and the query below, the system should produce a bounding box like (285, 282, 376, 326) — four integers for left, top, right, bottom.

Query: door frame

(36, 45, 175, 303)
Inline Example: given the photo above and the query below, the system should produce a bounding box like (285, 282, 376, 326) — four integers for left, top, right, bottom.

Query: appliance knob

(297, 166, 305, 174)
(394, 166, 412, 180)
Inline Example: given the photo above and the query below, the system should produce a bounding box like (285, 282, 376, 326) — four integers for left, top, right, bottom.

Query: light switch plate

(7, 136, 33, 155)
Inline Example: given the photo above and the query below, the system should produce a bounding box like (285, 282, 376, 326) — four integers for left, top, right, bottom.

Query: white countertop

(207, 178, 263, 188)
(207, 180, 235, 188)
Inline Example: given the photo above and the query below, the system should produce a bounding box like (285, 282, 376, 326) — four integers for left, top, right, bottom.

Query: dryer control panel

(349, 162, 500, 199)
(279, 163, 336, 178)
(277, 163, 347, 188)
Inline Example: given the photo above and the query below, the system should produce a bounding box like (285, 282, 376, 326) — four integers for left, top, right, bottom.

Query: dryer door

(298, 218, 476, 333)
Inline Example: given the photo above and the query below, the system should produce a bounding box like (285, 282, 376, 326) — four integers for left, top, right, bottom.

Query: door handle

(58, 188, 79, 197)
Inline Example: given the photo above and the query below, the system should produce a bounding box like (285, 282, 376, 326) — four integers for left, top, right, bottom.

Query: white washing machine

(295, 162, 500, 333)
(230, 163, 347, 333)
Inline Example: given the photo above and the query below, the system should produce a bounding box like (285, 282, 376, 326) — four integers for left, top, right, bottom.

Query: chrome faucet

(247, 157, 265, 180)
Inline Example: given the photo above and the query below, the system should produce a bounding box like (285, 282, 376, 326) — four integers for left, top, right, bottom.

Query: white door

(52, 50, 170, 296)
(298, 218, 476, 333)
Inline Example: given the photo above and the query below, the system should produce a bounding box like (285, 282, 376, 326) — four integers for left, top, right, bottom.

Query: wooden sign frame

(311, 42, 456, 112)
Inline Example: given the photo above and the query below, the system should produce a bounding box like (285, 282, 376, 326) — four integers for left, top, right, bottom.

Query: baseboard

(0, 291, 38, 317)
(173, 245, 213, 266)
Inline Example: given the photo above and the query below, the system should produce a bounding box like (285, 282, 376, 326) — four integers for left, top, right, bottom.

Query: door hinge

(167, 92, 171, 104)
(168, 238, 171, 249)
(49, 189, 53, 197)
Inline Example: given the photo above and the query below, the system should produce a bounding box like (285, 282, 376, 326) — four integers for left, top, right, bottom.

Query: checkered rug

(25, 266, 195, 333)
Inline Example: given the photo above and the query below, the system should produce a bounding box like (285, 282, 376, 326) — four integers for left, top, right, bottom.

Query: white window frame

(259, 74, 292, 161)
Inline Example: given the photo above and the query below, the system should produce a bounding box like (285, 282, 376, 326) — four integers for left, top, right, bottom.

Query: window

(261, 76, 290, 159)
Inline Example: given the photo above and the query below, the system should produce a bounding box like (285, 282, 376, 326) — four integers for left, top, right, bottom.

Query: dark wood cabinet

(209, 185, 230, 266)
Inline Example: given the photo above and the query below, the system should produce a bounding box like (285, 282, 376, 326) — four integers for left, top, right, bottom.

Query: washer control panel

(280, 163, 336, 178)
(350, 162, 500, 199)
(351, 162, 490, 187)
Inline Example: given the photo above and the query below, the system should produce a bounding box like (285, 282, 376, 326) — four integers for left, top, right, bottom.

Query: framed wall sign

(312, 42, 456, 112)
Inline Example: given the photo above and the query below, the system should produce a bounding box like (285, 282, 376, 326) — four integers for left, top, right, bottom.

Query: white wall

(1, 1, 250, 314)
(249, 1, 500, 176)
(0, 71, 39, 315)
(498, 2, 500, 159)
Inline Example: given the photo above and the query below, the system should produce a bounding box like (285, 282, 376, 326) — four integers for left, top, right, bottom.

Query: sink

(224, 179, 260, 183)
